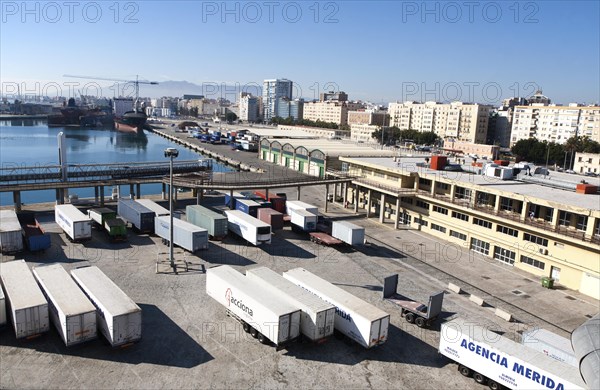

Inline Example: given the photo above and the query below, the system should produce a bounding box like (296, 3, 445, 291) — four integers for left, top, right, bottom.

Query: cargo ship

(114, 110, 147, 134)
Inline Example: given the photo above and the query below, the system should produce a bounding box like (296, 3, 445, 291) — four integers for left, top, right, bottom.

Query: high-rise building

(276, 97, 304, 121)
(320, 91, 348, 102)
(239, 92, 260, 122)
(262, 79, 293, 122)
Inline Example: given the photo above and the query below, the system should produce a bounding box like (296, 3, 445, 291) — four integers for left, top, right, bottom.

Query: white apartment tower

(239, 92, 259, 122)
(262, 79, 293, 122)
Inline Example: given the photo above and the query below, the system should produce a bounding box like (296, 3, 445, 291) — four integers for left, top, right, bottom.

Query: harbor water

(0, 120, 232, 206)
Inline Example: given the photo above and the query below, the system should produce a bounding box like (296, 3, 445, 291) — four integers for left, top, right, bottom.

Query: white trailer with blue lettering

(439, 317, 585, 390)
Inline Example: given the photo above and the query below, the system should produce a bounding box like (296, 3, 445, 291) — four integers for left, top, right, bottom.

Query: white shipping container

(0, 284, 6, 328)
(70, 266, 142, 347)
(206, 265, 301, 346)
(290, 209, 318, 232)
(246, 267, 335, 342)
(331, 221, 365, 246)
(0, 209, 24, 254)
(285, 200, 318, 215)
(136, 199, 170, 216)
(439, 318, 585, 390)
(55, 204, 92, 241)
(0, 260, 49, 338)
(224, 210, 271, 245)
(154, 216, 209, 252)
(521, 328, 578, 367)
(283, 268, 389, 348)
(32, 264, 97, 346)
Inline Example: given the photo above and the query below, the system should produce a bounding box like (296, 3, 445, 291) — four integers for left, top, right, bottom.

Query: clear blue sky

(1, 1, 598, 105)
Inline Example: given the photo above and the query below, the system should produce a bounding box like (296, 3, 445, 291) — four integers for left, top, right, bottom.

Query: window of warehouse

(494, 247, 516, 265)
(470, 238, 490, 255)
(520, 255, 545, 270)
(524, 233, 549, 247)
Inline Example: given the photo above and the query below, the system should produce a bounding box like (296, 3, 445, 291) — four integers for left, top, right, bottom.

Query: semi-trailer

(521, 328, 578, 367)
(253, 191, 286, 213)
(331, 221, 365, 246)
(32, 264, 97, 346)
(70, 266, 142, 347)
(0, 209, 24, 254)
(55, 204, 92, 242)
(88, 208, 127, 241)
(154, 216, 209, 252)
(283, 268, 390, 348)
(439, 317, 585, 390)
(135, 199, 170, 217)
(257, 208, 284, 231)
(235, 198, 260, 217)
(224, 210, 272, 245)
(186, 205, 228, 240)
(246, 267, 335, 342)
(290, 209, 318, 232)
(0, 286, 5, 329)
(224, 191, 246, 209)
(0, 260, 49, 339)
(118, 199, 155, 233)
(285, 200, 318, 216)
(206, 265, 301, 347)
(17, 212, 51, 252)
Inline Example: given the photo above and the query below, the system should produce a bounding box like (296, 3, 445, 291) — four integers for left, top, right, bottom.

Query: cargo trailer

(17, 212, 51, 252)
(285, 200, 318, 216)
(439, 317, 585, 390)
(0, 209, 24, 254)
(309, 232, 342, 246)
(290, 209, 318, 232)
(224, 191, 246, 209)
(253, 191, 286, 213)
(118, 199, 155, 233)
(0, 260, 49, 338)
(235, 198, 260, 217)
(331, 221, 365, 246)
(104, 218, 127, 241)
(283, 268, 389, 348)
(206, 265, 301, 347)
(135, 199, 170, 217)
(32, 264, 97, 346)
(224, 210, 271, 245)
(186, 205, 228, 240)
(246, 267, 335, 342)
(257, 208, 284, 231)
(0, 284, 6, 328)
(70, 266, 142, 347)
(88, 208, 117, 226)
(55, 204, 92, 242)
(521, 328, 578, 367)
(154, 215, 209, 252)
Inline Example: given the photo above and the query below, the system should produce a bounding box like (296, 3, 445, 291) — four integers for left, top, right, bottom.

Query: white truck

(206, 265, 301, 347)
(285, 200, 318, 216)
(246, 267, 335, 342)
(0, 209, 23, 254)
(55, 204, 92, 241)
(439, 317, 586, 390)
(135, 199, 170, 217)
(521, 328, 578, 367)
(0, 260, 49, 339)
(71, 266, 142, 347)
(154, 215, 209, 253)
(32, 264, 97, 346)
(224, 210, 271, 245)
(332, 221, 365, 246)
(283, 267, 390, 348)
(286, 201, 318, 232)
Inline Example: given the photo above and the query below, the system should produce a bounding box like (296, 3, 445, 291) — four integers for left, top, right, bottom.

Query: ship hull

(114, 111, 147, 134)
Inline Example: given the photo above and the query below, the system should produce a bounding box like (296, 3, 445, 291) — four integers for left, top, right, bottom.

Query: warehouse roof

(263, 138, 397, 158)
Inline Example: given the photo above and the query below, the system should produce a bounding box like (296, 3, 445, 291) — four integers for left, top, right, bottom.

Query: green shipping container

(105, 218, 127, 240)
(186, 205, 228, 240)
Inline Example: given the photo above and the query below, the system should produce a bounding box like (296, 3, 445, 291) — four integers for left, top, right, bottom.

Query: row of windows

(521, 255, 545, 270)
(433, 205, 448, 215)
(415, 200, 429, 209)
(450, 230, 467, 241)
(494, 246, 516, 265)
(452, 211, 469, 222)
(524, 233, 549, 247)
(470, 238, 490, 255)
(414, 217, 428, 227)
(497, 225, 518, 237)
(473, 217, 492, 229)
(431, 223, 446, 233)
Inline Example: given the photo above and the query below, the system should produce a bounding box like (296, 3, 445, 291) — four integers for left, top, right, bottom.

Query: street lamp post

(164, 147, 179, 269)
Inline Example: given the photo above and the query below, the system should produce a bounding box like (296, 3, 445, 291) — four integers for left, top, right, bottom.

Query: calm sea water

(0, 120, 231, 206)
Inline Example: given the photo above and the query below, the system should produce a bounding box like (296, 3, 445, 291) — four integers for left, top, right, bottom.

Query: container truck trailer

(186, 205, 228, 240)
(17, 212, 51, 252)
(32, 264, 97, 346)
(70, 266, 142, 347)
(253, 191, 286, 213)
(135, 199, 170, 217)
(290, 209, 318, 232)
(235, 198, 260, 217)
(257, 208, 284, 231)
(246, 267, 335, 342)
(283, 268, 389, 348)
(0, 209, 24, 254)
(88, 208, 127, 241)
(439, 317, 585, 390)
(117, 199, 155, 233)
(285, 200, 318, 216)
(154, 216, 209, 253)
(224, 210, 271, 245)
(224, 191, 246, 209)
(521, 328, 578, 367)
(331, 221, 365, 246)
(206, 265, 301, 347)
(0, 260, 49, 339)
(55, 204, 92, 242)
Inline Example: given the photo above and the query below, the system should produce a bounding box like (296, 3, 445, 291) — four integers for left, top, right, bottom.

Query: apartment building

(302, 100, 363, 126)
(238, 92, 260, 122)
(276, 97, 304, 121)
(262, 79, 293, 122)
(574, 152, 600, 175)
(335, 156, 600, 299)
(388, 101, 491, 143)
(510, 105, 600, 146)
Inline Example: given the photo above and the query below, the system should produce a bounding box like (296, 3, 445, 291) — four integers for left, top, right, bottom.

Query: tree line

(371, 127, 440, 146)
(511, 136, 600, 168)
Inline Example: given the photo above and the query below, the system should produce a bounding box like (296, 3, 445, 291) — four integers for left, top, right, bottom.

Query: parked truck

(253, 191, 286, 213)
(283, 267, 390, 348)
(439, 317, 585, 390)
(70, 266, 142, 347)
(0, 260, 49, 339)
(382, 274, 444, 328)
(224, 191, 246, 209)
(332, 221, 365, 246)
(257, 208, 284, 231)
(32, 264, 97, 346)
(55, 204, 92, 242)
(154, 216, 209, 253)
(224, 210, 271, 245)
(17, 212, 51, 252)
(246, 267, 335, 342)
(186, 205, 228, 240)
(118, 199, 155, 233)
(0, 209, 24, 254)
(88, 208, 127, 241)
(135, 199, 170, 217)
(521, 328, 578, 367)
(290, 209, 318, 232)
(206, 265, 301, 347)
(235, 198, 260, 217)
(286, 200, 318, 216)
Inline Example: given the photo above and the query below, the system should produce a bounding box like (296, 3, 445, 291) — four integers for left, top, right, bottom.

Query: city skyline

(1, 1, 599, 105)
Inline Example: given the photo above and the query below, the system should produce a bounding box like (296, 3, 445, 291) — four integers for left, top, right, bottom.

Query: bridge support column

(174, 187, 178, 203)
(162, 183, 166, 200)
(324, 184, 329, 213)
(56, 189, 61, 204)
(230, 190, 234, 209)
(394, 197, 400, 230)
(297, 186, 301, 200)
(333, 183, 338, 203)
(13, 191, 21, 212)
(265, 188, 269, 200)
(129, 184, 135, 199)
(354, 185, 359, 213)
(100, 186, 105, 206)
(379, 193, 385, 223)
(136, 183, 141, 199)
(366, 189, 372, 218)
(94, 187, 99, 204)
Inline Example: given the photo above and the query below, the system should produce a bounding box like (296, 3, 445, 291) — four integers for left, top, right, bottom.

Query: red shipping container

(430, 156, 447, 170)
(253, 191, 286, 213)
(257, 208, 284, 230)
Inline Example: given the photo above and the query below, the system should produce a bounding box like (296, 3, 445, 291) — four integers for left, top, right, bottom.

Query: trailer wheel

(242, 322, 250, 333)
(415, 317, 426, 328)
(250, 328, 258, 338)
(405, 313, 416, 323)
(488, 380, 501, 390)
(458, 365, 471, 377)
(257, 333, 268, 344)
(473, 372, 487, 384)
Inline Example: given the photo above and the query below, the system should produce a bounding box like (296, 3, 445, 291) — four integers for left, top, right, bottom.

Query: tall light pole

(164, 147, 179, 269)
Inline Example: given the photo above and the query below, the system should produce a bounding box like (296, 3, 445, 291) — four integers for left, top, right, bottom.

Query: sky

(1, 1, 599, 105)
